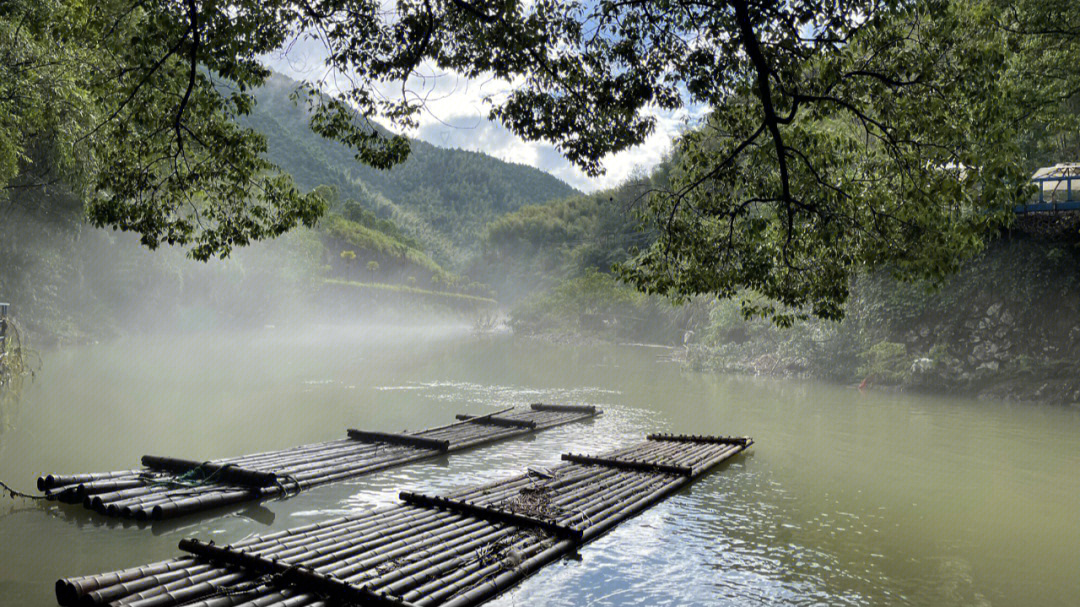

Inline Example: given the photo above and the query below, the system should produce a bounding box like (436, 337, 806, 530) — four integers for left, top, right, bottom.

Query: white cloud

(262, 47, 698, 193)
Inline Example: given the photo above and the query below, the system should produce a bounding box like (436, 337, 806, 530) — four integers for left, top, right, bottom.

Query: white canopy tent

(1031, 163, 1080, 202)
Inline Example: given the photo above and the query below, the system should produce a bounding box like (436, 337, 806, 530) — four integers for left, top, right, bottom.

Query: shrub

(860, 341, 910, 385)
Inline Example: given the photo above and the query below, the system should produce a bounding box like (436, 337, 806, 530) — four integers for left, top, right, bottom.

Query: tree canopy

(468, 0, 1079, 322)
(2, 0, 1078, 319)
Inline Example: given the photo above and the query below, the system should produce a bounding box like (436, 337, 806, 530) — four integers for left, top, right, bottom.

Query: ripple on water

(373, 380, 622, 406)
(5, 335, 1078, 607)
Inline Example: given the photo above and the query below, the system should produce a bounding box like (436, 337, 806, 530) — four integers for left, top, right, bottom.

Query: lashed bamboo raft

(55, 432, 752, 607)
(37, 404, 598, 522)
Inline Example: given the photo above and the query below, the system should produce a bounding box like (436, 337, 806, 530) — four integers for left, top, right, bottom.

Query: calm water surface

(0, 324, 1077, 606)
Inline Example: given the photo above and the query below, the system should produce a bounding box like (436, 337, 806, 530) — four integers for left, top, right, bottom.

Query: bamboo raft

(37, 404, 598, 522)
(55, 432, 752, 607)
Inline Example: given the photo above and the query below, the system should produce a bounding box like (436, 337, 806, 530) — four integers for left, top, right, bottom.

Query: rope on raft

(272, 473, 303, 499)
(0, 478, 46, 500)
(140, 461, 235, 489)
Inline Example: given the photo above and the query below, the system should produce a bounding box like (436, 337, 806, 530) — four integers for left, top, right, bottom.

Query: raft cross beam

(38, 404, 599, 522)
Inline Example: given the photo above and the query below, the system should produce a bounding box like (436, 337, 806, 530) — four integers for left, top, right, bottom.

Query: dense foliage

(320, 213, 443, 277)
(4, 0, 1080, 325)
(685, 235, 1080, 402)
(1, 0, 332, 260)
(475, 177, 658, 301)
(2, 1, 580, 263)
(604, 1, 1070, 323)
(509, 269, 708, 344)
(243, 74, 577, 264)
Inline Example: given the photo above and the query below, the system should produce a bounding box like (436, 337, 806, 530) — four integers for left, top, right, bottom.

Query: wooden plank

(646, 433, 750, 446)
(141, 456, 280, 488)
(561, 453, 693, 476)
(455, 414, 537, 429)
(530, 403, 597, 415)
(347, 430, 450, 452)
(399, 491, 583, 543)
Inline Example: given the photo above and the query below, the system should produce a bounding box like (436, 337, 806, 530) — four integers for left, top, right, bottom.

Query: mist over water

(1, 326, 1077, 606)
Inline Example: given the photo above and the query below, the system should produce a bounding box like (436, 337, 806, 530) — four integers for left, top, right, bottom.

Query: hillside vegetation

(482, 161, 1080, 404)
(682, 236, 1080, 403)
(242, 74, 579, 266)
(471, 177, 658, 303)
(0, 73, 580, 341)
(321, 214, 442, 276)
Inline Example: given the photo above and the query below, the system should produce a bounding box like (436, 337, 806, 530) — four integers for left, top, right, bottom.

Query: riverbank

(682, 343, 1080, 405)
(693, 235, 1080, 405)
(511, 235, 1080, 406)
(519, 330, 1080, 404)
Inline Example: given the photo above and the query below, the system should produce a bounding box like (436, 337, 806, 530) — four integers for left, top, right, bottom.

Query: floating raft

(37, 404, 597, 522)
(55, 432, 752, 607)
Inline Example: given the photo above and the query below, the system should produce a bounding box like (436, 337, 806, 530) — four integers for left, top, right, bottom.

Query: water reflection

(0, 326, 1077, 606)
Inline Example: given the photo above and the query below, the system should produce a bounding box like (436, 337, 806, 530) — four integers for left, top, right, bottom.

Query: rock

(1069, 327, 1080, 345)
(911, 357, 934, 374)
(987, 303, 1002, 318)
(977, 361, 999, 372)
(973, 342, 997, 361)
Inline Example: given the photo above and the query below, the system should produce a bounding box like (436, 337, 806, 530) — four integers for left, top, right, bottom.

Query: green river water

(0, 324, 1077, 606)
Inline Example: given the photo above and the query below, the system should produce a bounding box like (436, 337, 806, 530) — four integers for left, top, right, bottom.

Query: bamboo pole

(40, 405, 600, 521)
(56, 433, 750, 607)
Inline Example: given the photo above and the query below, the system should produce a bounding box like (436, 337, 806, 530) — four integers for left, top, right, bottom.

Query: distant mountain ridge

(240, 73, 580, 266)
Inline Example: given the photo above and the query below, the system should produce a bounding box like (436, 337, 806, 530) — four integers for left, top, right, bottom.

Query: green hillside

(240, 73, 580, 266)
(320, 214, 442, 276)
(472, 176, 658, 303)
(316, 211, 494, 302)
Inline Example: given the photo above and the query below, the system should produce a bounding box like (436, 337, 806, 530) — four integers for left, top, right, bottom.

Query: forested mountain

(240, 73, 580, 266)
(471, 178, 656, 303)
(0, 71, 575, 343)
